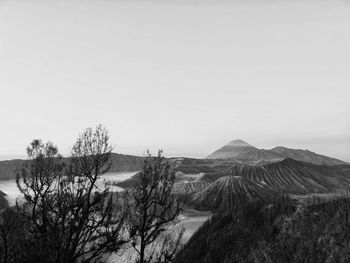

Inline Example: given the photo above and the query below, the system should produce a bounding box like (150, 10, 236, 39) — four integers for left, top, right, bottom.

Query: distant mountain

(236, 149, 284, 163)
(270, 146, 345, 166)
(109, 153, 144, 172)
(0, 159, 25, 180)
(206, 139, 258, 159)
(205, 140, 346, 166)
(0, 153, 144, 181)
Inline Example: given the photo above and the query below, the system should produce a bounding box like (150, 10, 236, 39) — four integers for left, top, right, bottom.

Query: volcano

(206, 139, 257, 159)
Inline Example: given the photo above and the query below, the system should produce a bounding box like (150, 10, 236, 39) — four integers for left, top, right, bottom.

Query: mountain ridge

(205, 140, 345, 165)
(270, 146, 345, 165)
(0, 153, 144, 180)
(174, 158, 350, 210)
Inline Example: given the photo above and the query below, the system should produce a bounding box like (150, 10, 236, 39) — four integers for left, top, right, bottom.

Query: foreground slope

(174, 197, 350, 263)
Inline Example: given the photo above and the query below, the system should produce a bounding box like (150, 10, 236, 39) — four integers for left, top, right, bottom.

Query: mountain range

(0, 139, 345, 181)
(0, 153, 144, 180)
(177, 158, 350, 210)
(206, 139, 345, 165)
(1, 139, 349, 212)
(173, 140, 349, 210)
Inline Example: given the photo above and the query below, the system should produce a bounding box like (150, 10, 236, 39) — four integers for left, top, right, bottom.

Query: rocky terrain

(190, 175, 278, 211)
(174, 158, 350, 210)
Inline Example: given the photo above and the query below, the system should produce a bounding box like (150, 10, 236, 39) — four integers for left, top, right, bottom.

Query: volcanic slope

(166, 158, 350, 197)
(207, 158, 350, 195)
(191, 176, 278, 211)
(270, 146, 346, 165)
(175, 158, 350, 210)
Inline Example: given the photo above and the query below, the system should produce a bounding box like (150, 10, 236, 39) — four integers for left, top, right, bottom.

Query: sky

(0, 0, 349, 161)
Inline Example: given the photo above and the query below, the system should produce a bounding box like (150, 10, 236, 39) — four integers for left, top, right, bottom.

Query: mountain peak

(227, 139, 254, 147)
(206, 139, 257, 159)
(205, 140, 345, 165)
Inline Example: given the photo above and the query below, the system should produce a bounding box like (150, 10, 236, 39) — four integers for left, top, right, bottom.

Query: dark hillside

(108, 153, 144, 172)
(0, 159, 25, 180)
(0, 191, 8, 208)
(174, 197, 296, 263)
(175, 197, 350, 263)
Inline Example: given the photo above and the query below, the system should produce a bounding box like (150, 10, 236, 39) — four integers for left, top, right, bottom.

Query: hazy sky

(0, 0, 349, 161)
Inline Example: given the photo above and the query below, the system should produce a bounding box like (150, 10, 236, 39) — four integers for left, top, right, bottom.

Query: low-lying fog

(0, 171, 211, 250)
(0, 172, 137, 206)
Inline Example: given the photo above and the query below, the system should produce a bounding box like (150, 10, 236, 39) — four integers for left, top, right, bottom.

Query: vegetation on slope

(175, 196, 350, 263)
(0, 160, 25, 180)
(0, 191, 8, 209)
(0, 126, 182, 263)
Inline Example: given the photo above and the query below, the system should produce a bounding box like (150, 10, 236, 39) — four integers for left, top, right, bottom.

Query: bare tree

(16, 139, 66, 263)
(127, 151, 182, 263)
(16, 125, 128, 263)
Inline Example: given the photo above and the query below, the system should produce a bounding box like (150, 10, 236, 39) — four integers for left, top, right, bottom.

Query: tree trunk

(140, 239, 145, 263)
